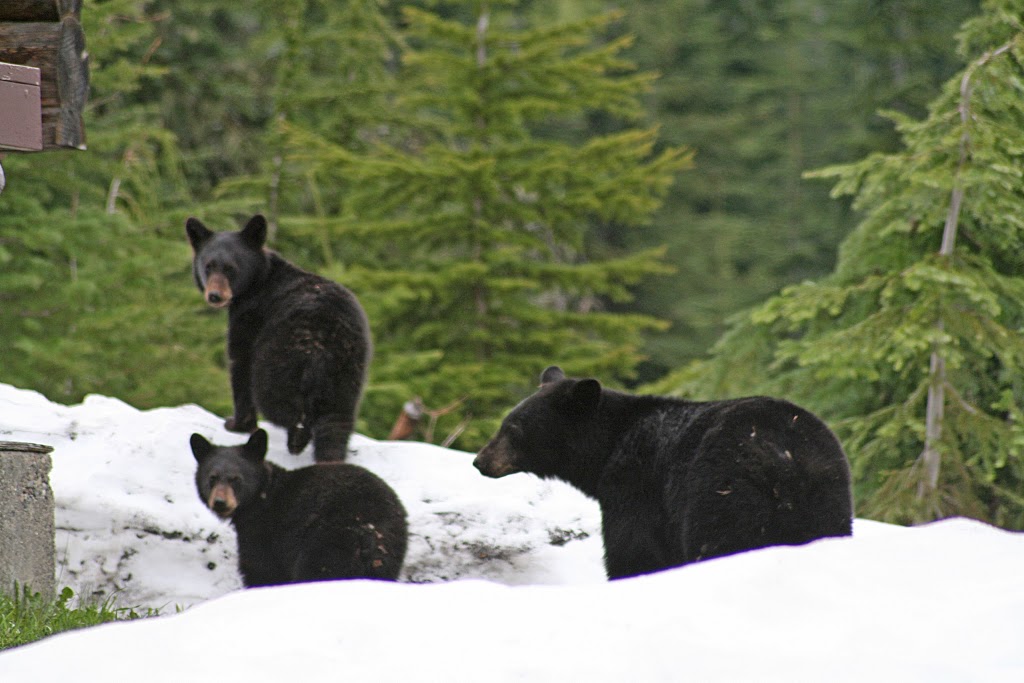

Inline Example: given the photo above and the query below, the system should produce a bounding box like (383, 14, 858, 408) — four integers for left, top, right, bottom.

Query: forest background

(4, 0, 1024, 529)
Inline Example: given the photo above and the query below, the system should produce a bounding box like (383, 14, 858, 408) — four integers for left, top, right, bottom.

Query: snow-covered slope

(0, 383, 604, 608)
(1, 383, 1023, 681)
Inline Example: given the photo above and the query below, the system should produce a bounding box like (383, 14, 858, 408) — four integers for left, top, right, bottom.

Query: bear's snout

(207, 483, 238, 518)
(473, 438, 520, 478)
(203, 273, 233, 308)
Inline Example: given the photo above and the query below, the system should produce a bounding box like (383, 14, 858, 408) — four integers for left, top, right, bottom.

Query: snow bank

(0, 383, 603, 609)
(2, 383, 1023, 682)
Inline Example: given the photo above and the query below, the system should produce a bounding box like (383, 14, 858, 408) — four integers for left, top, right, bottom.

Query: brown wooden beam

(0, 1, 81, 23)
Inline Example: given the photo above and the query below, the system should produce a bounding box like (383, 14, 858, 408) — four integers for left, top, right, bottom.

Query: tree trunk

(919, 334, 945, 500)
(918, 41, 1013, 504)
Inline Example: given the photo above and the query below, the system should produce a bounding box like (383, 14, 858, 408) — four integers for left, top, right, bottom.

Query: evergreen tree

(621, 0, 981, 379)
(259, 0, 406, 245)
(661, 0, 1024, 529)
(282, 3, 690, 447)
(141, 3, 268, 195)
(196, 0, 406, 248)
(0, 1, 229, 412)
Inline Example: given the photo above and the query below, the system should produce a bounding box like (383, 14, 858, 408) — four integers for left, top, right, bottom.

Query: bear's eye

(208, 475, 218, 487)
(504, 423, 524, 444)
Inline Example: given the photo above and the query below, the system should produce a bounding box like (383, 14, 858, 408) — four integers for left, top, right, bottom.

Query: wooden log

(0, 0, 81, 23)
(55, 16, 88, 148)
(0, 23, 60, 106)
(0, 18, 88, 150)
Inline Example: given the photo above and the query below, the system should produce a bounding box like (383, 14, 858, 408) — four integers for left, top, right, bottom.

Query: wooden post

(0, 1, 89, 151)
(0, 441, 55, 599)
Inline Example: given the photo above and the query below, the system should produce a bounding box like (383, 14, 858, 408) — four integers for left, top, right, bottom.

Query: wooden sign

(0, 0, 89, 151)
(0, 62, 43, 151)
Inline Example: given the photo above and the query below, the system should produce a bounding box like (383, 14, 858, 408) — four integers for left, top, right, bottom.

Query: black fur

(186, 214, 371, 462)
(474, 366, 853, 580)
(191, 430, 408, 586)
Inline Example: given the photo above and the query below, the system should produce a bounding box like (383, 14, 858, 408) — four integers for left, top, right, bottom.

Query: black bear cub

(186, 214, 371, 462)
(191, 429, 408, 587)
(474, 366, 853, 580)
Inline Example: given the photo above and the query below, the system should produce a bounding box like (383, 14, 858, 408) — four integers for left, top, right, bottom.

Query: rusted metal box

(0, 61, 43, 152)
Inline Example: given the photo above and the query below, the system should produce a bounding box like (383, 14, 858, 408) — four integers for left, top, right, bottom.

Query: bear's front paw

(225, 415, 258, 433)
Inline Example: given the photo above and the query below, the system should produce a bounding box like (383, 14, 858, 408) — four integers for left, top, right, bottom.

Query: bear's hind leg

(291, 526, 400, 581)
(309, 414, 353, 462)
(286, 424, 312, 454)
(300, 356, 362, 462)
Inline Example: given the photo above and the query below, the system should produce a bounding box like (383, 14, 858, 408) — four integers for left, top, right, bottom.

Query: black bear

(186, 214, 371, 462)
(474, 366, 853, 580)
(191, 429, 408, 586)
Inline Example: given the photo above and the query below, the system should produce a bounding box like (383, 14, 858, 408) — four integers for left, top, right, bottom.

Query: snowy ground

(0, 383, 605, 608)
(1, 382, 1023, 681)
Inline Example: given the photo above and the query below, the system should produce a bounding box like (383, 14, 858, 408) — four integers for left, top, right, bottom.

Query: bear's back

(272, 463, 406, 524)
(669, 396, 852, 563)
(237, 253, 372, 448)
(621, 396, 846, 478)
(684, 396, 850, 496)
(236, 463, 408, 586)
(596, 395, 850, 572)
(253, 254, 368, 337)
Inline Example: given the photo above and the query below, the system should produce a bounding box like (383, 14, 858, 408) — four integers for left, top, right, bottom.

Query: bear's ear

(540, 366, 565, 385)
(240, 214, 268, 250)
(567, 378, 602, 415)
(190, 433, 213, 463)
(185, 218, 213, 252)
(243, 428, 269, 463)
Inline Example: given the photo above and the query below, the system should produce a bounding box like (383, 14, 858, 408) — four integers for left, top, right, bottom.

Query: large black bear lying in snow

(191, 429, 408, 586)
(186, 214, 371, 462)
(474, 366, 853, 579)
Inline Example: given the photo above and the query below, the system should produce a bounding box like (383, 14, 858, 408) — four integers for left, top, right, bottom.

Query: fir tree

(283, 3, 691, 447)
(661, 0, 1024, 529)
(0, 1, 229, 412)
(621, 0, 981, 377)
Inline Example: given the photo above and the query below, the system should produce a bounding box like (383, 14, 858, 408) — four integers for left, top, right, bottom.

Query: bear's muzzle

(203, 273, 233, 308)
(473, 437, 520, 478)
(207, 483, 238, 518)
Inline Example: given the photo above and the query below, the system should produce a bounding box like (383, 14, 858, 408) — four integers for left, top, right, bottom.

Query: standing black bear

(474, 366, 853, 580)
(186, 214, 371, 462)
(191, 429, 408, 586)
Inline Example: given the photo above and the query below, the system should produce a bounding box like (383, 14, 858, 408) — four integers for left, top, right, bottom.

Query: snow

(1, 382, 1023, 682)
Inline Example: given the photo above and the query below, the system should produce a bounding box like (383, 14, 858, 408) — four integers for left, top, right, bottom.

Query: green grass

(0, 587, 156, 651)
